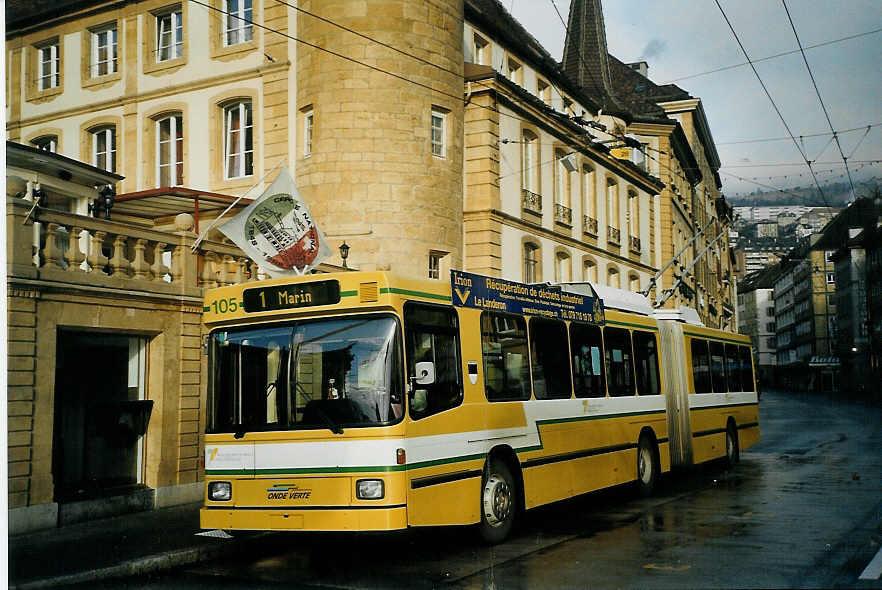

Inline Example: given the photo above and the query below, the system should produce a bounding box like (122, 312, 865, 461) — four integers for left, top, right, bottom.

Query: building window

(628, 189, 639, 239)
(826, 272, 835, 284)
(522, 130, 538, 192)
(607, 178, 619, 229)
(157, 114, 184, 187)
(506, 55, 522, 85)
(224, 0, 253, 46)
(524, 242, 539, 283)
(223, 101, 253, 179)
(472, 33, 488, 65)
(607, 266, 620, 288)
(537, 78, 551, 105)
(555, 148, 571, 207)
(431, 109, 446, 158)
(156, 8, 183, 62)
(583, 165, 595, 217)
(766, 322, 775, 332)
(629, 274, 640, 292)
(554, 252, 571, 283)
(584, 259, 597, 282)
(38, 42, 60, 90)
(90, 26, 118, 77)
(428, 251, 443, 280)
(32, 135, 57, 152)
(91, 126, 116, 172)
(303, 109, 314, 157)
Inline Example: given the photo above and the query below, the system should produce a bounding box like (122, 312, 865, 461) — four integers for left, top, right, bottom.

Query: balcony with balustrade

(582, 215, 598, 236)
(522, 189, 542, 218)
(629, 235, 641, 253)
(553, 203, 572, 227)
(607, 226, 621, 245)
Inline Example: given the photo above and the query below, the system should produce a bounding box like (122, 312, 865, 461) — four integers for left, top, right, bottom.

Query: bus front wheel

(637, 435, 659, 497)
(478, 459, 516, 544)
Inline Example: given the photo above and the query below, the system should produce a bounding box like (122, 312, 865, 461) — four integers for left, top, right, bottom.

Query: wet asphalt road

(82, 389, 881, 589)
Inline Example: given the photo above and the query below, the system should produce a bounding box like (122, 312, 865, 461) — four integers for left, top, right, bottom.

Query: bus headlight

(208, 481, 232, 501)
(356, 479, 384, 500)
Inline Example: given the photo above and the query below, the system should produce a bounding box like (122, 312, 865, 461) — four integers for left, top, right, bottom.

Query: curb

(10, 532, 272, 590)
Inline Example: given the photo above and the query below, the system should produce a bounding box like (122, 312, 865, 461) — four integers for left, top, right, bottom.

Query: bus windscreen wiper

(314, 405, 344, 435)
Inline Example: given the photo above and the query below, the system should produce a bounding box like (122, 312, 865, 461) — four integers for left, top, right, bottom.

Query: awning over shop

(808, 356, 840, 368)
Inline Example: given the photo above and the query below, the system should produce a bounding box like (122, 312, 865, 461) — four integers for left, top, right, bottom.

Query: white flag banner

(219, 167, 332, 277)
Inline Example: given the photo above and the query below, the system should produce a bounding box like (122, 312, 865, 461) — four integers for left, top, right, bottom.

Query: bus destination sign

(242, 280, 341, 313)
(450, 270, 604, 324)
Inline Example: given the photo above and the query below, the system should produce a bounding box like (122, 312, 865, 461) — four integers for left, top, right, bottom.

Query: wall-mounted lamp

(339, 241, 350, 269)
(89, 184, 115, 220)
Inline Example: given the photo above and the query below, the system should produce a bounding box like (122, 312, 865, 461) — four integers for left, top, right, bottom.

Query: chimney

(627, 61, 649, 78)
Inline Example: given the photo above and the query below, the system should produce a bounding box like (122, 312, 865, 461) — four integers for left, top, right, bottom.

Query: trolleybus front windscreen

(207, 315, 403, 434)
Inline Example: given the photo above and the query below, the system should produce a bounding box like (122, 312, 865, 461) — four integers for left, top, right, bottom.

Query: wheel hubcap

(639, 446, 652, 484)
(483, 474, 512, 527)
(727, 432, 734, 460)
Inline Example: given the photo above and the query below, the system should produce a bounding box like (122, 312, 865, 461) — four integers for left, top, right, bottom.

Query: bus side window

(739, 345, 755, 392)
(481, 312, 530, 401)
(690, 338, 711, 393)
(709, 341, 726, 393)
(529, 317, 571, 399)
(404, 303, 463, 419)
(604, 327, 634, 397)
(571, 324, 605, 398)
(724, 344, 740, 392)
(633, 330, 660, 396)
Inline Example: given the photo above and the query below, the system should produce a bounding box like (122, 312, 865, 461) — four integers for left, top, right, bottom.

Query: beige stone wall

(296, 0, 464, 277)
(7, 289, 38, 509)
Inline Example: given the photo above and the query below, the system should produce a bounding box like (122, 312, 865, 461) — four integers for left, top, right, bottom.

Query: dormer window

(537, 78, 551, 105)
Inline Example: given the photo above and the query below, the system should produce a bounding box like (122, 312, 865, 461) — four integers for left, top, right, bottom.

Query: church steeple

(562, 0, 619, 110)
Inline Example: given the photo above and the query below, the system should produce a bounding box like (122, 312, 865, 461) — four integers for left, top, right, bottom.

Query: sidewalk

(8, 502, 269, 589)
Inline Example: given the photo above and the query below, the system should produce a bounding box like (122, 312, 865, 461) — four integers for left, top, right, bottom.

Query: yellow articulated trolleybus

(200, 270, 759, 543)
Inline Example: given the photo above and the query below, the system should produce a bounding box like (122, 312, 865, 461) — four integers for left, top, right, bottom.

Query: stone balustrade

(7, 198, 260, 298)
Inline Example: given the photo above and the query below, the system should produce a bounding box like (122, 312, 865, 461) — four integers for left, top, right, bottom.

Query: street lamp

(89, 184, 115, 220)
(339, 242, 350, 269)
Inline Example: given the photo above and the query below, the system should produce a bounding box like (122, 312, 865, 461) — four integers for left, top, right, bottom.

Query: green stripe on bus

(207, 465, 406, 476)
(380, 287, 452, 301)
(340, 290, 358, 298)
(407, 452, 487, 470)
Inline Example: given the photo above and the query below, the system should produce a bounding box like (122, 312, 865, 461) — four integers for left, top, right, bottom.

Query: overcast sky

(507, 0, 881, 200)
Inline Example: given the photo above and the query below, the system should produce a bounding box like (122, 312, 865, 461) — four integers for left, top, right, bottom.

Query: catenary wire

(782, 0, 857, 200)
(714, 0, 831, 208)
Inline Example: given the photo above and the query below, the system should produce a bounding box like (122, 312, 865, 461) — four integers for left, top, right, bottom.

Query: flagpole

(191, 159, 285, 252)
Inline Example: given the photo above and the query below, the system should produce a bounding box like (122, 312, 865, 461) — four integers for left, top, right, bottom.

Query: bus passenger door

(403, 303, 481, 527)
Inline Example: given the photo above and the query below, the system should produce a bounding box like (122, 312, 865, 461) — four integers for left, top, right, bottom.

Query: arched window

(555, 251, 571, 283)
(554, 148, 571, 207)
(583, 258, 597, 282)
(607, 266, 620, 289)
(156, 113, 184, 187)
(31, 135, 57, 153)
(629, 273, 640, 292)
(90, 125, 116, 172)
(223, 100, 253, 179)
(524, 242, 540, 283)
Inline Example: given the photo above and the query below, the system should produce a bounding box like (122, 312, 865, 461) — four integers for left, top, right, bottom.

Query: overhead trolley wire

(716, 123, 881, 146)
(782, 0, 858, 201)
(663, 26, 882, 84)
(714, 0, 831, 208)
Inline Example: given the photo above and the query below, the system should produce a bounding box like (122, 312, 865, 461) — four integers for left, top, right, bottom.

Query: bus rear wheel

(478, 459, 516, 544)
(725, 423, 740, 468)
(637, 435, 658, 497)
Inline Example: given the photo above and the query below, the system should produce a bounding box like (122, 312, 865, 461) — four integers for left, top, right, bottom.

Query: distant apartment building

(737, 268, 778, 385)
(814, 198, 882, 392)
(773, 244, 838, 391)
